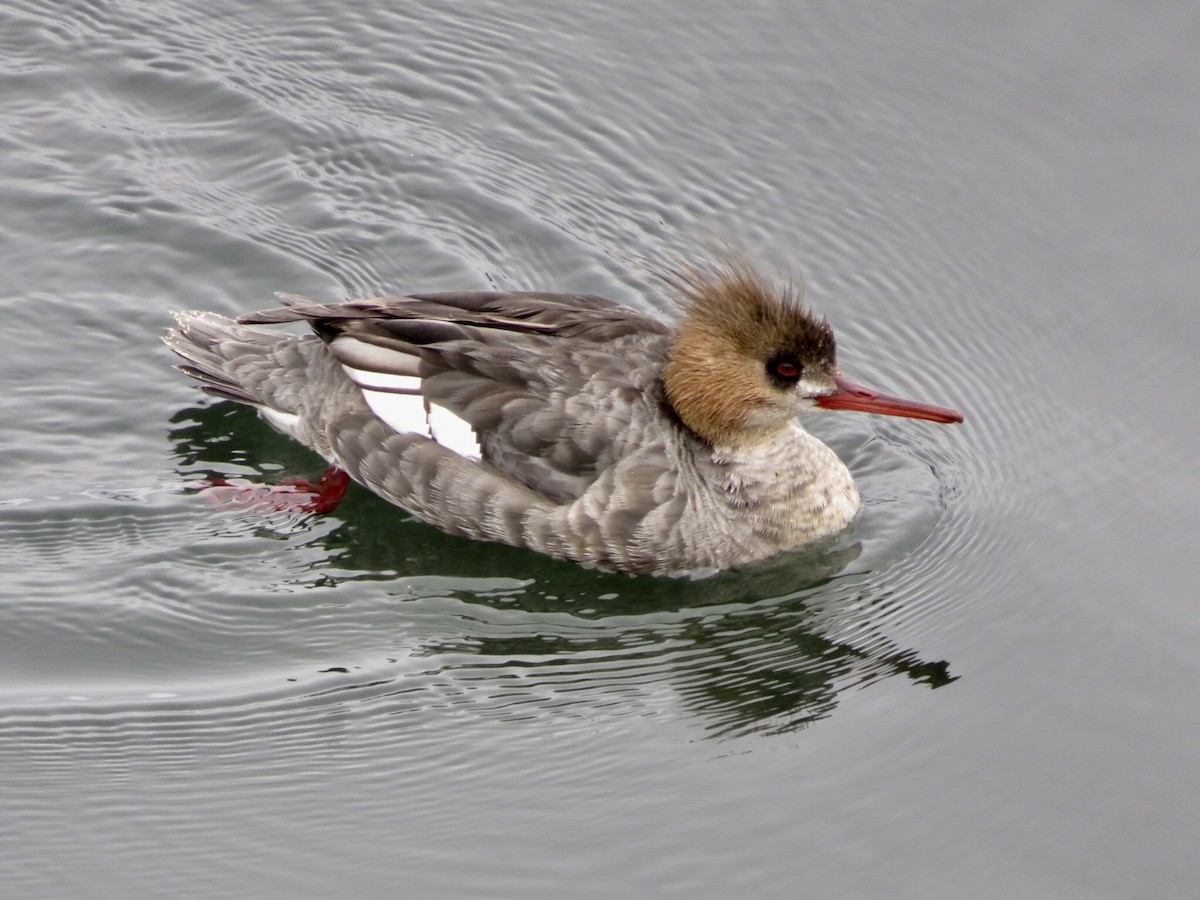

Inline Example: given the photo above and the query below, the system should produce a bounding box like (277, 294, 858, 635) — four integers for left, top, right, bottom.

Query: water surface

(2, 0, 1198, 897)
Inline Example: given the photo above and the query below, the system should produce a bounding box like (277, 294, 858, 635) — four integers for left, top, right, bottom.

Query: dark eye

(768, 355, 803, 384)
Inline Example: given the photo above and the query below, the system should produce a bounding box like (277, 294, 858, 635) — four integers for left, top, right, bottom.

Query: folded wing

(239, 291, 673, 503)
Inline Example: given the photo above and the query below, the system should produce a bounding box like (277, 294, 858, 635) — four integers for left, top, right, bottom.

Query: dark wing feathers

(239, 290, 671, 340)
(323, 333, 421, 377)
(374, 318, 475, 345)
(241, 290, 674, 504)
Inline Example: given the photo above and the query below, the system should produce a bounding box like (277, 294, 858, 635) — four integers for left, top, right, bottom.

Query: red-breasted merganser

(165, 256, 962, 576)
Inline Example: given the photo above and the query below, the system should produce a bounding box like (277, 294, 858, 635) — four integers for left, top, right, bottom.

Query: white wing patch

(359, 389, 428, 437)
(428, 403, 482, 459)
(341, 368, 423, 393)
(339, 362, 482, 462)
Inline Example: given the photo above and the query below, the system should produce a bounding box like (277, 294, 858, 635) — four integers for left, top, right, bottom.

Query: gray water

(2, 1, 1198, 897)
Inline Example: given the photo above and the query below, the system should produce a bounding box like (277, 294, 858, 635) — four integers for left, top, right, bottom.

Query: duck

(164, 254, 962, 576)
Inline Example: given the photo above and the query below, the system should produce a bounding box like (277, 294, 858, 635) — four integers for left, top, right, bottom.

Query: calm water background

(2, 0, 1198, 897)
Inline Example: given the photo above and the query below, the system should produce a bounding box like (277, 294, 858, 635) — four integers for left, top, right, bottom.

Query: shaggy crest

(656, 252, 835, 362)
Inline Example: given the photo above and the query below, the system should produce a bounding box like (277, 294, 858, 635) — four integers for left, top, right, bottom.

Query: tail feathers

(164, 311, 291, 410)
(174, 363, 260, 405)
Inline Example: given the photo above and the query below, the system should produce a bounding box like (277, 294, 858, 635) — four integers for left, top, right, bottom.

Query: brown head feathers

(658, 253, 839, 448)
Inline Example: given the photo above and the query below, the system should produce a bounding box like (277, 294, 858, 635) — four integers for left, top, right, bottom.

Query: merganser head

(660, 256, 962, 448)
